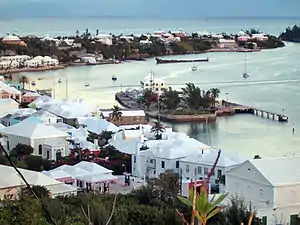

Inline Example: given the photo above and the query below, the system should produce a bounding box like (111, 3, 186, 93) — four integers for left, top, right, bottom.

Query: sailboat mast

(244, 53, 247, 74)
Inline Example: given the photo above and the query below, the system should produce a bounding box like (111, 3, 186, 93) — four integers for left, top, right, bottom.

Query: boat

(278, 115, 288, 122)
(242, 53, 250, 78)
(191, 66, 197, 71)
(112, 75, 117, 81)
(85, 83, 90, 87)
(58, 78, 62, 84)
(155, 57, 209, 64)
(31, 81, 36, 86)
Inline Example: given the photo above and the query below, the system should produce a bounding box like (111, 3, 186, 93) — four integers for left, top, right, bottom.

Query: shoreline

(1, 48, 263, 76)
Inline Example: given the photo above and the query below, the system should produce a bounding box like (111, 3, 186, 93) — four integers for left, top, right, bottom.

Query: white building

(0, 164, 77, 199)
(48, 161, 118, 192)
(141, 71, 167, 95)
(226, 157, 300, 225)
(251, 34, 269, 41)
(0, 55, 31, 63)
(24, 56, 59, 68)
(80, 56, 97, 64)
(0, 120, 69, 161)
(94, 34, 113, 45)
(31, 110, 62, 124)
(0, 60, 20, 69)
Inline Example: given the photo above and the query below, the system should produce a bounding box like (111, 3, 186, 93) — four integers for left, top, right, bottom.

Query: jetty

(225, 101, 288, 122)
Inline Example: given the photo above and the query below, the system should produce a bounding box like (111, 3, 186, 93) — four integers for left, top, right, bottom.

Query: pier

(225, 101, 288, 122)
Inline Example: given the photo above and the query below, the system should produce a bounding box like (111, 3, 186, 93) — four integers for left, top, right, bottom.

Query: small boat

(112, 75, 117, 81)
(243, 72, 250, 78)
(156, 57, 209, 64)
(58, 78, 62, 84)
(85, 83, 90, 87)
(31, 81, 36, 86)
(242, 53, 250, 79)
(278, 115, 288, 122)
(192, 66, 197, 71)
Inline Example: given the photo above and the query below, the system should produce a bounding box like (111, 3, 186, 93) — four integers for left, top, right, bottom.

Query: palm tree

(19, 76, 29, 90)
(177, 187, 228, 225)
(209, 88, 221, 108)
(109, 105, 122, 122)
(181, 83, 202, 111)
(151, 121, 165, 140)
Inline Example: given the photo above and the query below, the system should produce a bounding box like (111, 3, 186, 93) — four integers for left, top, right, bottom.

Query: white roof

(142, 137, 211, 159)
(219, 39, 236, 43)
(3, 35, 21, 41)
(82, 117, 120, 134)
(0, 124, 5, 129)
(46, 183, 77, 196)
(181, 149, 246, 167)
(52, 165, 89, 178)
(249, 157, 300, 186)
(74, 161, 113, 174)
(0, 120, 68, 139)
(0, 164, 62, 189)
(102, 110, 145, 117)
(23, 92, 41, 97)
(109, 138, 140, 154)
(77, 173, 118, 183)
(42, 170, 73, 180)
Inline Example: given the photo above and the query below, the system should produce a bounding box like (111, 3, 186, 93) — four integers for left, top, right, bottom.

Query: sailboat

(243, 53, 250, 79)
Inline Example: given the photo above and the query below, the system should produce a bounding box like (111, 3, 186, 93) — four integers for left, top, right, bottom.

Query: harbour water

(5, 17, 300, 158)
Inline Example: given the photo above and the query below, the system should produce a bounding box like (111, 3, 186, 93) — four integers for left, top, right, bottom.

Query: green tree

(209, 88, 221, 108)
(141, 89, 155, 110)
(178, 187, 228, 225)
(181, 82, 202, 111)
(22, 185, 51, 199)
(150, 120, 165, 140)
(161, 87, 181, 111)
(87, 130, 113, 147)
(109, 105, 123, 123)
(10, 143, 34, 160)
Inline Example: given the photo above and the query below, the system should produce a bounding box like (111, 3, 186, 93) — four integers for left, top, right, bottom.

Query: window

(197, 166, 202, 174)
(217, 169, 222, 178)
(6, 141, 9, 151)
(134, 156, 136, 163)
(46, 150, 50, 160)
(38, 144, 42, 155)
(161, 161, 165, 169)
(176, 161, 179, 168)
(56, 150, 62, 161)
(204, 167, 209, 175)
(186, 165, 190, 173)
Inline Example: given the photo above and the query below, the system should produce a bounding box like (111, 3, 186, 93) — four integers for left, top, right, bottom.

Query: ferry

(156, 57, 209, 64)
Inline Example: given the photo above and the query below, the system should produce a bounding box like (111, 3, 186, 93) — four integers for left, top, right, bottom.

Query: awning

(77, 173, 118, 184)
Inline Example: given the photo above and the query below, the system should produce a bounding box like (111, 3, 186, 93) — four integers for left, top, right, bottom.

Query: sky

(0, 0, 299, 19)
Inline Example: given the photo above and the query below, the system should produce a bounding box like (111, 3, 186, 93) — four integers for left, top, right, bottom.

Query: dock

(225, 101, 288, 122)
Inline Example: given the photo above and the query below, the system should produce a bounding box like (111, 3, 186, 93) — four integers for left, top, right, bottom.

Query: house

(94, 34, 113, 45)
(101, 109, 146, 125)
(0, 80, 21, 101)
(24, 56, 59, 68)
(139, 39, 152, 45)
(49, 161, 118, 192)
(22, 91, 41, 104)
(225, 157, 300, 225)
(251, 34, 269, 41)
(31, 110, 62, 125)
(77, 117, 120, 134)
(0, 99, 19, 113)
(218, 39, 237, 48)
(0, 164, 77, 199)
(2, 35, 27, 46)
(0, 120, 69, 161)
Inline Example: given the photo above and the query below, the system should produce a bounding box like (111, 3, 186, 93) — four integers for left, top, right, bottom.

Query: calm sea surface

(3, 17, 300, 158)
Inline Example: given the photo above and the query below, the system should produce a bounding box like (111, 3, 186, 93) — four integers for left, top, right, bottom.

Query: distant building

(24, 56, 59, 68)
(102, 110, 146, 125)
(0, 55, 31, 63)
(94, 34, 113, 45)
(218, 39, 237, 48)
(251, 34, 269, 41)
(22, 91, 41, 104)
(2, 35, 27, 46)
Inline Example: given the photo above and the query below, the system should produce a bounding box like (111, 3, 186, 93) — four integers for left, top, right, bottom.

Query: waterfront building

(218, 39, 237, 49)
(226, 157, 300, 225)
(1, 34, 27, 46)
(0, 60, 19, 69)
(24, 56, 59, 68)
(141, 72, 167, 95)
(251, 33, 269, 41)
(0, 119, 69, 161)
(0, 80, 21, 101)
(0, 55, 31, 63)
(0, 164, 77, 199)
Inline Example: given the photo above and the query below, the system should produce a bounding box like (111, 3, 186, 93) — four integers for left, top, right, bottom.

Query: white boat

(85, 83, 90, 87)
(192, 66, 197, 71)
(112, 75, 117, 81)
